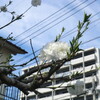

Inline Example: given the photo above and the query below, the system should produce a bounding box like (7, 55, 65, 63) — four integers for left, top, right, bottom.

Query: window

(73, 48, 95, 60)
(86, 95, 93, 100)
(41, 81, 52, 88)
(56, 67, 69, 74)
(73, 96, 84, 100)
(27, 95, 36, 100)
(73, 53, 82, 59)
(55, 89, 68, 95)
(86, 83, 92, 89)
(73, 59, 96, 69)
(38, 92, 52, 98)
(73, 63, 82, 69)
(73, 70, 97, 80)
(85, 70, 97, 77)
(85, 60, 95, 67)
(56, 79, 65, 84)
(84, 49, 95, 56)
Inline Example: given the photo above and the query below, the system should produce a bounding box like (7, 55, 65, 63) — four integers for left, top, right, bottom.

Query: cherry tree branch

(0, 14, 23, 30)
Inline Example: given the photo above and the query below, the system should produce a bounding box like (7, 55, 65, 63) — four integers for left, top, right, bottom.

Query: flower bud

(0, 6, 7, 12)
(31, 0, 41, 7)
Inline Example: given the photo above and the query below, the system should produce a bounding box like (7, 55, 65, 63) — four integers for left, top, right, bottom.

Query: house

(0, 37, 27, 100)
(21, 47, 100, 100)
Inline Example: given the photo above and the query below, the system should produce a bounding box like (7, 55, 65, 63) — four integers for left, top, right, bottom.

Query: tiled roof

(0, 37, 28, 55)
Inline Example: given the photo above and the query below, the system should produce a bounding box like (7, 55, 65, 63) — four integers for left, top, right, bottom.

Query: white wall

(0, 47, 12, 100)
(0, 47, 11, 65)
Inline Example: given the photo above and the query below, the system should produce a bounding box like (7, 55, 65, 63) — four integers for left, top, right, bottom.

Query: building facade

(21, 47, 100, 100)
(0, 37, 27, 100)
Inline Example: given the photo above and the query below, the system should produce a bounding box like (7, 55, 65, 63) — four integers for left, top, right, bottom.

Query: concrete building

(0, 37, 27, 100)
(22, 47, 100, 100)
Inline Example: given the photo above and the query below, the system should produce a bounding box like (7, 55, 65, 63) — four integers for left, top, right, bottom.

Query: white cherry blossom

(31, 0, 41, 7)
(67, 80, 84, 95)
(39, 41, 70, 64)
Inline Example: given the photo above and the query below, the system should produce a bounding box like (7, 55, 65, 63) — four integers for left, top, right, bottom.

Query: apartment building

(21, 47, 100, 100)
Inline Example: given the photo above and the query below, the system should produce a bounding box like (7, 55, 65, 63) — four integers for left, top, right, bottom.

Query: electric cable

(14, 16, 100, 65)
(17, 0, 96, 46)
(16, 0, 89, 45)
(13, 0, 97, 64)
(14, 0, 76, 39)
(16, 33, 100, 70)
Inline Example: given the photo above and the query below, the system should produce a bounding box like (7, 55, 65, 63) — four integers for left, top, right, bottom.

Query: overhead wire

(13, 12, 100, 65)
(18, 0, 96, 46)
(61, 11, 100, 38)
(12, 0, 90, 61)
(14, 10, 99, 65)
(15, 0, 84, 45)
(27, 32, 100, 67)
(61, 18, 100, 39)
(13, 0, 97, 64)
(14, 0, 76, 39)
(82, 36, 100, 45)
(11, 0, 32, 17)
(16, 0, 90, 46)
(16, 32, 100, 70)
(15, 0, 99, 41)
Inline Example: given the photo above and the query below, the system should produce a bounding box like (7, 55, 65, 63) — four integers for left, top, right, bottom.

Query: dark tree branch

(0, 67, 13, 74)
(17, 58, 71, 81)
(0, 56, 37, 68)
(27, 58, 71, 91)
(0, 58, 70, 94)
(0, 13, 91, 95)
(0, 74, 29, 94)
(0, 80, 3, 85)
(0, 14, 23, 30)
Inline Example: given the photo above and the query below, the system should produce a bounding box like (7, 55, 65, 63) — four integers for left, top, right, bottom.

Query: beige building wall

(0, 48, 11, 100)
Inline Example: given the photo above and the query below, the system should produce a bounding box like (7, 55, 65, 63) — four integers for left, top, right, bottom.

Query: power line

(16, 0, 89, 45)
(18, 0, 96, 46)
(16, 33, 100, 70)
(61, 17, 100, 39)
(13, 0, 97, 64)
(14, 10, 100, 64)
(82, 36, 100, 45)
(16, 19, 100, 61)
(61, 11, 100, 38)
(13, 14, 100, 64)
(14, 0, 76, 39)
(16, 0, 84, 44)
(29, 35, 100, 66)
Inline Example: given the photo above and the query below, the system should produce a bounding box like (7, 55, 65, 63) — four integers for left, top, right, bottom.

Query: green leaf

(83, 13, 91, 23)
(77, 21, 81, 29)
(69, 13, 91, 57)
(62, 27, 65, 33)
(54, 27, 65, 42)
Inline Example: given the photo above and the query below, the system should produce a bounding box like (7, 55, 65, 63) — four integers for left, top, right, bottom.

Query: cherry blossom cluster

(39, 41, 70, 64)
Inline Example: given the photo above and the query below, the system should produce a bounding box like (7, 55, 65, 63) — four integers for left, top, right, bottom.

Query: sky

(0, 0, 100, 73)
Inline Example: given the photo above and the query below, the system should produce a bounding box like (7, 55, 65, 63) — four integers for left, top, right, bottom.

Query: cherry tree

(0, 0, 91, 95)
